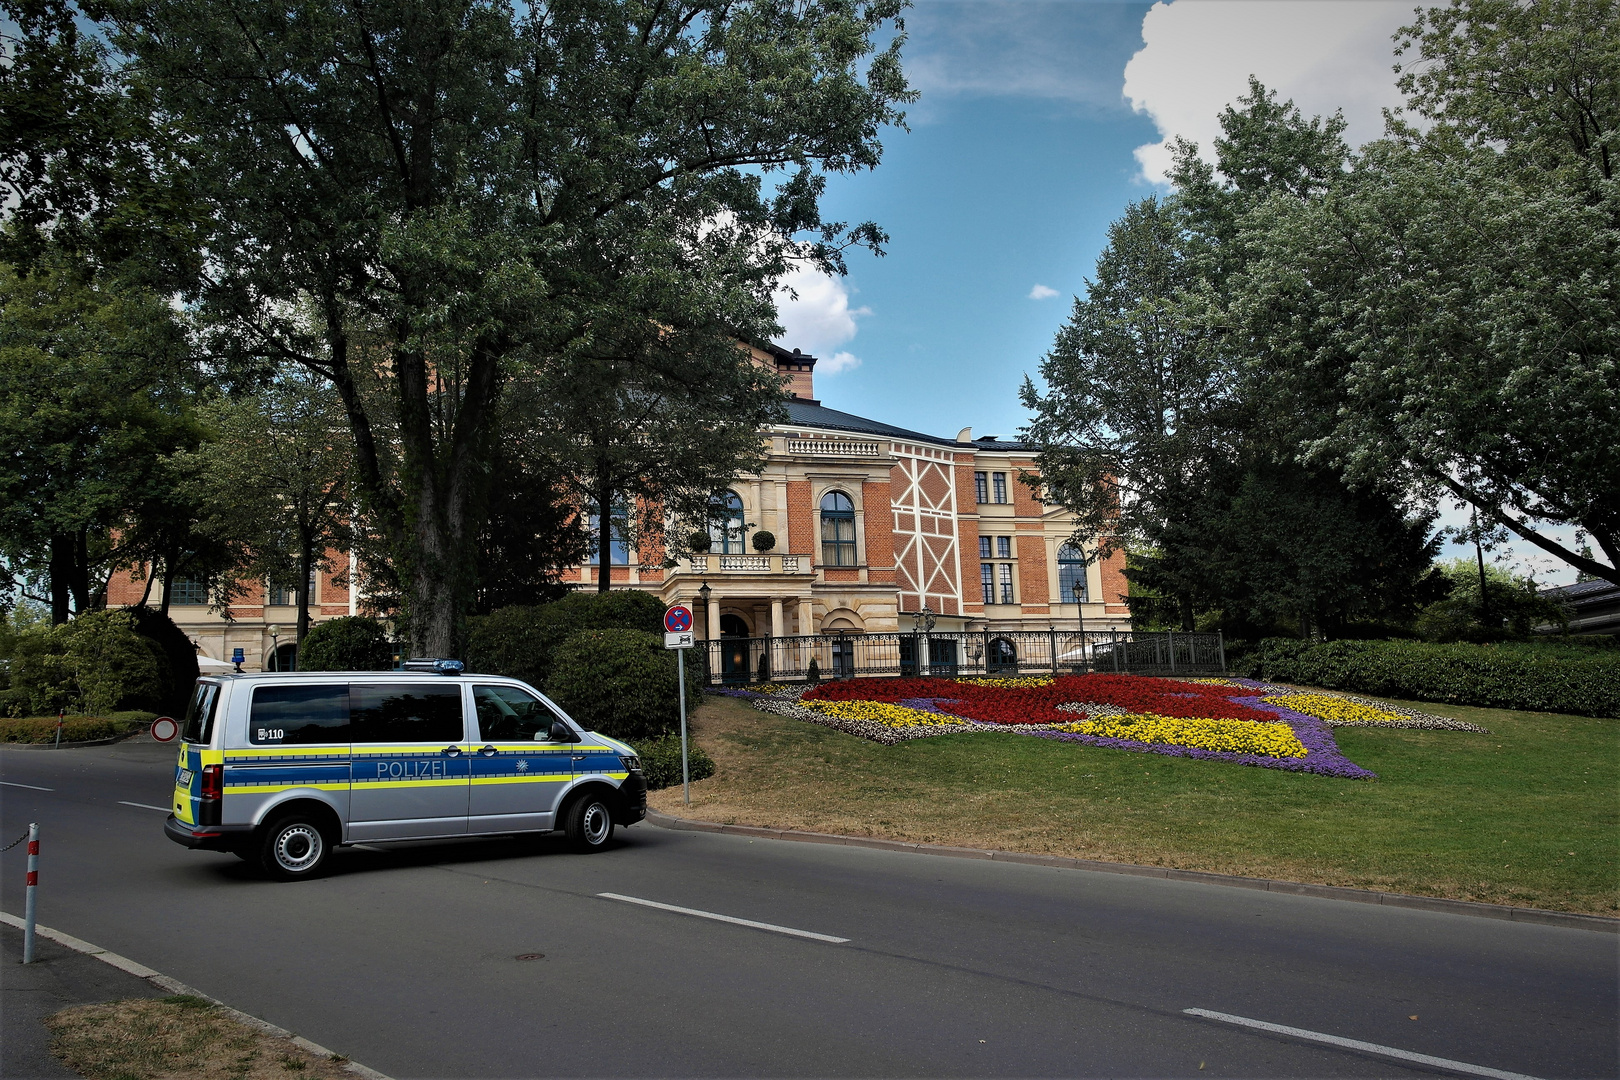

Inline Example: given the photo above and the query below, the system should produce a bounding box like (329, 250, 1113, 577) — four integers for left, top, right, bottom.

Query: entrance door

(347, 682, 472, 840)
(468, 684, 576, 834)
(719, 614, 750, 684)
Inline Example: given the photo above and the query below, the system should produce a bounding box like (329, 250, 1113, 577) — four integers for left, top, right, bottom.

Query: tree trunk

(295, 542, 314, 668)
(49, 533, 74, 624)
(596, 462, 613, 594)
(158, 561, 175, 618)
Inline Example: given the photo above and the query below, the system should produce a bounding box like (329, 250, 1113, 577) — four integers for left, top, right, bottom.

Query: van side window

(180, 682, 219, 745)
(249, 685, 350, 745)
(473, 685, 560, 741)
(351, 684, 464, 743)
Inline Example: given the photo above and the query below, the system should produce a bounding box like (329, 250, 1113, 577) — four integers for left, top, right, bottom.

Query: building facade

(113, 345, 1129, 671)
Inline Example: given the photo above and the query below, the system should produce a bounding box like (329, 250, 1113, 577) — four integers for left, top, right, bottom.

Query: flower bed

(1260, 691, 1489, 732)
(727, 674, 1384, 777)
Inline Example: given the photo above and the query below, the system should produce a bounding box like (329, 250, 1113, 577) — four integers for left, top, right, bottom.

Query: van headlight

(619, 755, 641, 772)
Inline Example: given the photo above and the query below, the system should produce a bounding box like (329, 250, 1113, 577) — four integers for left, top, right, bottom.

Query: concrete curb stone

(645, 810, 1618, 934)
(0, 911, 393, 1079)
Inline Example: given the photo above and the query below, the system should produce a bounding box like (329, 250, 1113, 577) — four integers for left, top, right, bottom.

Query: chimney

(777, 348, 817, 402)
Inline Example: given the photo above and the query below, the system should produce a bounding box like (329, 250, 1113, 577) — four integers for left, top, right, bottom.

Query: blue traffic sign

(664, 605, 693, 633)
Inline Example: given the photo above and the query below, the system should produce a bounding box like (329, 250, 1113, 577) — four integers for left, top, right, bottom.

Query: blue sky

(773, 0, 1594, 586)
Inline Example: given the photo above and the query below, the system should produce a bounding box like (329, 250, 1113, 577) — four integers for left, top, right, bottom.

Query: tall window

(169, 576, 207, 606)
(974, 472, 989, 503)
(981, 562, 994, 605)
(999, 563, 1015, 604)
(978, 536, 991, 558)
(588, 501, 632, 565)
(981, 537, 1014, 605)
(992, 472, 1008, 503)
(708, 490, 745, 554)
(1057, 544, 1088, 603)
(996, 535, 1012, 558)
(820, 491, 857, 566)
(268, 569, 318, 607)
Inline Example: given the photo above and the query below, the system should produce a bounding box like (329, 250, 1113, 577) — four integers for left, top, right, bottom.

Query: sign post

(663, 605, 695, 806)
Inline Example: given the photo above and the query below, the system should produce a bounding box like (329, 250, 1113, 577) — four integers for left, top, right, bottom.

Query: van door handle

(479, 745, 499, 757)
(441, 746, 462, 757)
(570, 754, 587, 762)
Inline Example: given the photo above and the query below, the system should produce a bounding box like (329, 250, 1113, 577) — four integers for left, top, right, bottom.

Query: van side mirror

(547, 719, 577, 743)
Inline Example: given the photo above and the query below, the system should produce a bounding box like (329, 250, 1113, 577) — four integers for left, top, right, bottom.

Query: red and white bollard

(22, 822, 39, 964)
(54, 711, 63, 750)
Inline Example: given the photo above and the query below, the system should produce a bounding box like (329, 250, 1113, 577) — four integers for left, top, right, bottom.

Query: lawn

(648, 689, 1618, 916)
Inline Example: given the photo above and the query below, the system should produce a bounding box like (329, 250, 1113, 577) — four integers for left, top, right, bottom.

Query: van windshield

(180, 682, 219, 745)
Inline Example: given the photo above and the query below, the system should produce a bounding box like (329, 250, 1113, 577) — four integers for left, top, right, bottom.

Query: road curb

(645, 811, 1618, 934)
(2, 735, 132, 750)
(0, 911, 393, 1079)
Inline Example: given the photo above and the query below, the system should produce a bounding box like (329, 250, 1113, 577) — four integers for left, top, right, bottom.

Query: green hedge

(544, 628, 703, 742)
(0, 714, 149, 743)
(464, 591, 666, 688)
(631, 734, 716, 791)
(299, 616, 394, 671)
(1239, 638, 1620, 717)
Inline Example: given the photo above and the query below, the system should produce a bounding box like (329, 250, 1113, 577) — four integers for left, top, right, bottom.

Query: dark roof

(1540, 578, 1619, 603)
(781, 399, 957, 447)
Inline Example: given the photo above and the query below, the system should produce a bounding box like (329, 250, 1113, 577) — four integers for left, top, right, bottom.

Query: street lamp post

(912, 604, 936, 675)
(267, 625, 280, 672)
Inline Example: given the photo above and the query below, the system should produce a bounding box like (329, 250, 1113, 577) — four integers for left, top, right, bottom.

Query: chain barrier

(1, 828, 31, 852)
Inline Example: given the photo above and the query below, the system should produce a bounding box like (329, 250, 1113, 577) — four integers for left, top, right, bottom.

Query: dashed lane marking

(598, 892, 850, 944)
(0, 781, 54, 791)
(1183, 1008, 1542, 1080)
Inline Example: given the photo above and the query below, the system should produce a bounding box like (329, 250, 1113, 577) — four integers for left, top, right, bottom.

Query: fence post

(1113, 629, 1121, 673)
(22, 822, 39, 963)
(1049, 626, 1057, 674)
(1217, 631, 1226, 674)
(1168, 631, 1176, 675)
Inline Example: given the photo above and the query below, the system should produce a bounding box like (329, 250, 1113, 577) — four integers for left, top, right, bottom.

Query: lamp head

(698, 580, 711, 603)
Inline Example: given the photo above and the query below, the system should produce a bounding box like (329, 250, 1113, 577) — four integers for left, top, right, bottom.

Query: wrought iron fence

(695, 629, 1225, 686)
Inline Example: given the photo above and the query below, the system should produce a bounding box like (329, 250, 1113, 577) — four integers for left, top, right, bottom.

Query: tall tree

(104, 0, 912, 654)
(177, 368, 354, 651)
(1229, 0, 1620, 586)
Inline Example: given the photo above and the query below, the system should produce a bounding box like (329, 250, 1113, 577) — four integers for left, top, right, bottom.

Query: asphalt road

(2, 738, 1614, 1079)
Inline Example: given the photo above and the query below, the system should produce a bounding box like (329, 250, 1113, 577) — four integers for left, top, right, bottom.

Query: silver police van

(163, 660, 646, 880)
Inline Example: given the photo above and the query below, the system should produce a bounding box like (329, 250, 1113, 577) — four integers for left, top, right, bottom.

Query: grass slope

(649, 692, 1618, 916)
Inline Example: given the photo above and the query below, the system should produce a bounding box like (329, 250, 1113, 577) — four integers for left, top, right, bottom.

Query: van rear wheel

(562, 794, 614, 853)
(258, 814, 331, 880)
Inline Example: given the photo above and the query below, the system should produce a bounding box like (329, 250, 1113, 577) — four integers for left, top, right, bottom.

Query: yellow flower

(1065, 712, 1308, 758)
(1264, 693, 1410, 725)
(800, 699, 972, 728)
(962, 676, 1054, 688)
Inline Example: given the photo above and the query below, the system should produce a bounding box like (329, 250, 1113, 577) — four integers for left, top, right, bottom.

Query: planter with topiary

(751, 530, 775, 552)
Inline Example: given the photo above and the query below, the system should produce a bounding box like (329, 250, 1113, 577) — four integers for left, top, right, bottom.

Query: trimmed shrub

(0, 714, 145, 743)
(126, 607, 199, 716)
(631, 734, 715, 791)
(806, 656, 821, 685)
(65, 610, 168, 714)
(465, 591, 667, 688)
(687, 530, 711, 553)
(299, 616, 394, 671)
(751, 530, 775, 552)
(545, 628, 703, 742)
(1241, 638, 1620, 717)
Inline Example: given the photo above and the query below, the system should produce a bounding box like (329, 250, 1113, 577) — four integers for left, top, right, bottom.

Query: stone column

(707, 597, 721, 640)
(770, 598, 785, 638)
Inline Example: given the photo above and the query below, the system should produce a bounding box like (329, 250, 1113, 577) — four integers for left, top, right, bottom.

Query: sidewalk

(2, 922, 163, 1080)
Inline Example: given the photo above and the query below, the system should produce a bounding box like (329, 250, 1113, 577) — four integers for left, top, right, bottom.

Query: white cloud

(821, 351, 863, 375)
(772, 264, 870, 356)
(1028, 284, 1060, 300)
(1123, 0, 1412, 184)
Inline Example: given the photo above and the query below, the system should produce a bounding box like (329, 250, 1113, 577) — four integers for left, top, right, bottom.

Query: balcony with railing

(674, 553, 810, 575)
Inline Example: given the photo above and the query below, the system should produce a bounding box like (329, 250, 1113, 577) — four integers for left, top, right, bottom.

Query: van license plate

(176, 768, 193, 786)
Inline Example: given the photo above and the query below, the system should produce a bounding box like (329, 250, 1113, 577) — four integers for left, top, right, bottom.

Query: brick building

(112, 344, 1129, 671)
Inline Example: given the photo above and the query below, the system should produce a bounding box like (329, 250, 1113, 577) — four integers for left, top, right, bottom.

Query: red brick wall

(1012, 466, 1043, 516)
(1098, 542, 1130, 613)
(1016, 534, 1050, 613)
(953, 457, 983, 615)
(861, 481, 894, 571)
(787, 480, 814, 558)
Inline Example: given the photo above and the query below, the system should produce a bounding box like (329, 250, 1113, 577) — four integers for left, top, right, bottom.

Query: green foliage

(545, 629, 703, 743)
(631, 734, 716, 791)
(750, 530, 776, 552)
(0, 713, 143, 743)
(1414, 559, 1569, 642)
(298, 616, 393, 672)
(125, 606, 199, 716)
(806, 656, 821, 685)
(64, 609, 167, 714)
(7, 623, 74, 715)
(1241, 638, 1620, 718)
(463, 591, 667, 688)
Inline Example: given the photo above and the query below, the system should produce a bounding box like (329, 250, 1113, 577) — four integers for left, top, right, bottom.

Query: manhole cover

(514, 953, 545, 961)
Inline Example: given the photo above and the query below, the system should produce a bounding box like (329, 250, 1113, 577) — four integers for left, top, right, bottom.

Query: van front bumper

(165, 815, 253, 852)
(619, 772, 648, 824)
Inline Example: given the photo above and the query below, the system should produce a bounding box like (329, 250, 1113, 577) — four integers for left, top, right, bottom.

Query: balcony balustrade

(679, 554, 807, 575)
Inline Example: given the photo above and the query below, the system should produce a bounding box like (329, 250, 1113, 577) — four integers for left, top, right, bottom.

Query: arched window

(588, 501, 631, 565)
(1057, 544, 1088, 603)
(820, 491, 856, 566)
(987, 637, 1018, 674)
(709, 491, 745, 554)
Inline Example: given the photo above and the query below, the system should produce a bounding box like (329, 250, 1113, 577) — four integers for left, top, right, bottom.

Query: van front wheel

(562, 794, 614, 853)
(258, 815, 330, 880)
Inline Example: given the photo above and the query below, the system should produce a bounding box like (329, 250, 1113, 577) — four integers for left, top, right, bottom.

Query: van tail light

(200, 764, 223, 825)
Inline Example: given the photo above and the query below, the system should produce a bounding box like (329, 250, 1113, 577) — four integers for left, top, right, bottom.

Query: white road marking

(598, 892, 850, 944)
(0, 781, 54, 791)
(1183, 1008, 1543, 1080)
(118, 801, 171, 812)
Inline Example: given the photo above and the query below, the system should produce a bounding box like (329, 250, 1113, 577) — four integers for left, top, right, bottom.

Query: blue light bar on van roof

(401, 658, 465, 674)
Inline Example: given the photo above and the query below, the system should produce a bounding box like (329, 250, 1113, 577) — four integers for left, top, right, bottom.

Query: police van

(163, 659, 647, 880)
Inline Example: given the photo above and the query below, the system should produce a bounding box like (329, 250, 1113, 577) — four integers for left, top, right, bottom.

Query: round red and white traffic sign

(664, 605, 693, 633)
(150, 717, 179, 742)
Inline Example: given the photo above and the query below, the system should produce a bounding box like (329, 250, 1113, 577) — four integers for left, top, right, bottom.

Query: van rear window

(249, 685, 351, 745)
(180, 682, 219, 745)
